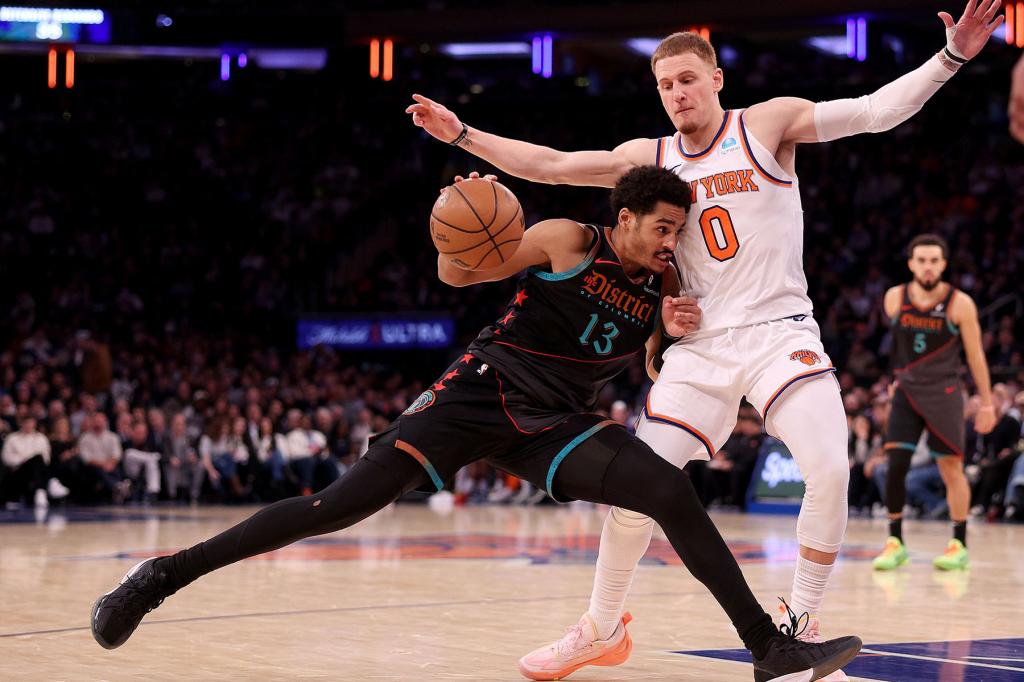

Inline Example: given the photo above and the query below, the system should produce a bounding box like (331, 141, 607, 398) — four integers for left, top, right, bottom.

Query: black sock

(953, 520, 966, 547)
(158, 447, 427, 592)
(889, 517, 903, 543)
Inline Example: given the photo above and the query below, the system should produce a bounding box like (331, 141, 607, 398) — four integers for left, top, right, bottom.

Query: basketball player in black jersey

(91, 166, 860, 681)
(873, 234, 997, 572)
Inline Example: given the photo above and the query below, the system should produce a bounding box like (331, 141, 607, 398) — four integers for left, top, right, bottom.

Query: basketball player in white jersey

(407, 2, 1002, 679)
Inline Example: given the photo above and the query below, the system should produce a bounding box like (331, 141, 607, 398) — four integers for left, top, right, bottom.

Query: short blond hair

(651, 32, 717, 72)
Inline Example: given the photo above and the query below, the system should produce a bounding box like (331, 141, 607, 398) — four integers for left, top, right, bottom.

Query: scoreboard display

(0, 6, 111, 43)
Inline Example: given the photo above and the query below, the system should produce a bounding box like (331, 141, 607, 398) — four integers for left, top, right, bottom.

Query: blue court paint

(674, 637, 1024, 681)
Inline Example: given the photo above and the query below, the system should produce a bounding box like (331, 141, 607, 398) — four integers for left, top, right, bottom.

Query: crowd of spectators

(1, 36, 1022, 517)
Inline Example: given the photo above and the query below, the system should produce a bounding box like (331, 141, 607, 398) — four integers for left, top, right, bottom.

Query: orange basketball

(430, 178, 524, 271)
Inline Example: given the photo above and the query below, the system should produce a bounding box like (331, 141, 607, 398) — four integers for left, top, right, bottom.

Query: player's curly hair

(610, 165, 691, 219)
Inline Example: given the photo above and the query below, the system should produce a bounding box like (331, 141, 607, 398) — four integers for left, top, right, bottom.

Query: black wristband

(449, 123, 469, 146)
(942, 46, 967, 65)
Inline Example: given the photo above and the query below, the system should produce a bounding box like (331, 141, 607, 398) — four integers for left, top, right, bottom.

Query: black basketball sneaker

(91, 557, 176, 649)
(752, 599, 862, 681)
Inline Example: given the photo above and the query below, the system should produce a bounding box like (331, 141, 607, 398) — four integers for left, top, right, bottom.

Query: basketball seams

(451, 183, 502, 261)
(469, 238, 523, 269)
(488, 204, 524, 240)
(430, 213, 487, 234)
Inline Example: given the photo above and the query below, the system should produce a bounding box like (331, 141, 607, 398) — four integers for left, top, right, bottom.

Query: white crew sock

(586, 506, 654, 640)
(787, 555, 835, 619)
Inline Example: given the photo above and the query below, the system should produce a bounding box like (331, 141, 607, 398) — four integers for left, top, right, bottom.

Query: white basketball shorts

(636, 315, 836, 466)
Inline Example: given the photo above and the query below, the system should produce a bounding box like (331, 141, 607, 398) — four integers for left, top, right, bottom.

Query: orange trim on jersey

(883, 441, 918, 451)
(494, 370, 558, 435)
(896, 386, 964, 458)
(493, 340, 639, 364)
(738, 111, 793, 187)
(675, 110, 732, 161)
(655, 136, 666, 167)
(761, 366, 836, 419)
(642, 393, 715, 459)
(894, 335, 959, 374)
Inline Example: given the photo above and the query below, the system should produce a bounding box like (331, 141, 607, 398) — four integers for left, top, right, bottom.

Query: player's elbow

(437, 263, 473, 287)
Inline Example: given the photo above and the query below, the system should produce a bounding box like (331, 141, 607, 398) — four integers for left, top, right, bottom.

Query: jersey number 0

(699, 206, 739, 262)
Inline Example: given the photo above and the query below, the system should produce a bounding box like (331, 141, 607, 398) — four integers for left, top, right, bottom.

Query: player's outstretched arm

(952, 292, 997, 433)
(406, 94, 654, 187)
(748, 0, 1004, 146)
(437, 218, 592, 287)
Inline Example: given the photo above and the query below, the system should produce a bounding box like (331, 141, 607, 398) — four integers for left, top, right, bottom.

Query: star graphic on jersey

(501, 311, 516, 325)
(460, 353, 473, 364)
(443, 369, 460, 382)
(431, 382, 447, 392)
(514, 290, 529, 306)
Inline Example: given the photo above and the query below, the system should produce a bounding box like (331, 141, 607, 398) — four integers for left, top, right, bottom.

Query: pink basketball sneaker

(517, 612, 633, 681)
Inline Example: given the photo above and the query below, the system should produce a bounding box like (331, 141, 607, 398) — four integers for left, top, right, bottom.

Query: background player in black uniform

(91, 166, 860, 682)
(873, 234, 996, 572)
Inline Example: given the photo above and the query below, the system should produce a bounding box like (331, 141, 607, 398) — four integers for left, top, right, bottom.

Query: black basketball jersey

(469, 224, 663, 413)
(890, 283, 962, 387)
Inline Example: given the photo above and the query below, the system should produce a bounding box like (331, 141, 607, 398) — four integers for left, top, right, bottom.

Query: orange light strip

(369, 38, 380, 78)
(1009, 3, 1016, 45)
(47, 48, 57, 88)
(383, 39, 393, 81)
(65, 49, 75, 88)
(1017, 2, 1024, 48)
(699, 27, 710, 42)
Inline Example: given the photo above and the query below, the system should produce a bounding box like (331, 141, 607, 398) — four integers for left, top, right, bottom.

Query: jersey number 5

(699, 206, 739, 262)
(579, 313, 620, 355)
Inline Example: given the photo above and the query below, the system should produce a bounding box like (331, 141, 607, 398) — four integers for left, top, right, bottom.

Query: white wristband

(945, 25, 968, 61)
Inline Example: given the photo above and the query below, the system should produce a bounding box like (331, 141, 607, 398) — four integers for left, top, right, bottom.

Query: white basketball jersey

(656, 109, 812, 332)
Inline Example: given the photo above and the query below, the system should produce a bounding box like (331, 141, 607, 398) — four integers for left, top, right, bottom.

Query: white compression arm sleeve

(814, 53, 957, 142)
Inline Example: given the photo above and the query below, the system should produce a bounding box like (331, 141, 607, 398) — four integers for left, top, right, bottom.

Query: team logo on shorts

(403, 390, 436, 415)
(789, 350, 821, 366)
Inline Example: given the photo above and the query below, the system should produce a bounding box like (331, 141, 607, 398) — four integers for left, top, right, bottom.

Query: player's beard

(677, 119, 700, 135)
(914, 275, 940, 291)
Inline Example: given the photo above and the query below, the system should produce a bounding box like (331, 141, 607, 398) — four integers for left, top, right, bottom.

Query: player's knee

(802, 446, 849, 501)
(610, 506, 654, 530)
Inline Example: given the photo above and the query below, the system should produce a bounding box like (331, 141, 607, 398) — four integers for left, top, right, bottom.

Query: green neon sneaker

(872, 536, 909, 571)
(933, 539, 969, 571)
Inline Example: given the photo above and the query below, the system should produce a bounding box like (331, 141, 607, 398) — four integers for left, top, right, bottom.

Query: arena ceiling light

(439, 42, 531, 58)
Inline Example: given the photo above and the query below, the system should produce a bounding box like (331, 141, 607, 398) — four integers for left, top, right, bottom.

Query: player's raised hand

(662, 296, 701, 338)
(406, 94, 464, 143)
(1010, 54, 1024, 143)
(938, 0, 1004, 61)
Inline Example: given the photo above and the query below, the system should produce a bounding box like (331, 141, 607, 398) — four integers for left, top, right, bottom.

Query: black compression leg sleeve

(161, 446, 429, 589)
(885, 448, 913, 517)
(554, 439, 777, 658)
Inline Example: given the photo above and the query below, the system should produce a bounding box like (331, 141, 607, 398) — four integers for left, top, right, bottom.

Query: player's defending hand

(1010, 54, 1024, 143)
(662, 296, 701, 338)
(938, 0, 1004, 61)
(407, 94, 464, 143)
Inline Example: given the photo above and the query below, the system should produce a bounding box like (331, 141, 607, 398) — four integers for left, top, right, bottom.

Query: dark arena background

(2, 2, 1024, 680)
